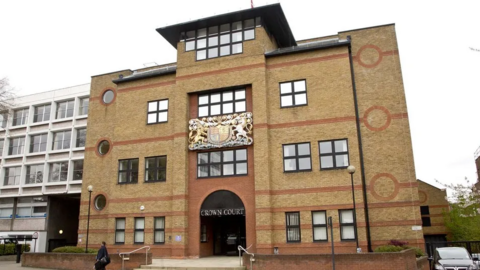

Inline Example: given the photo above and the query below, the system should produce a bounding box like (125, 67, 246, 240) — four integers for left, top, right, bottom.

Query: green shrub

(374, 245, 404, 253)
(406, 246, 425, 258)
(52, 246, 97, 254)
(0, 244, 30, 255)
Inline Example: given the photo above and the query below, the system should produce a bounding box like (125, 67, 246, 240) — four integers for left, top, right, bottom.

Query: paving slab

(0, 261, 59, 270)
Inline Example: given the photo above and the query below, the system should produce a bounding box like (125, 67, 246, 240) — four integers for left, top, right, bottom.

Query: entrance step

(135, 266, 245, 270)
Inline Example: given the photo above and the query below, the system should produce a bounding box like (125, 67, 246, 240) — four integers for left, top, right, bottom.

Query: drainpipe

(347, 35, 372, 252)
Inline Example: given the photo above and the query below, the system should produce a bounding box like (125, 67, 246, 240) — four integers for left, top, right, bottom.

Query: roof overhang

(156, 3, 296, 49)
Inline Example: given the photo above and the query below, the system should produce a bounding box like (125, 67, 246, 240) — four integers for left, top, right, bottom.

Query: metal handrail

(238, 244, 254, 269)
(119, 246, 150, 270)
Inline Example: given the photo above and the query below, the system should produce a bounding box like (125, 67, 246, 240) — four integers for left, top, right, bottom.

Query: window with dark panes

(145, 156, 166, 182)
(79, 97, 89, 115)
(285, 212, 301, 242)
(339, 209, 356, 241)
(8, 137, 25, 156)
(115, 218, 126, 244)
(49, 162, 68, 182)
(197, 149, 247, 178)
(34, 104, 51, 123)
(73, 160, 83, 180)
(25, 164, 44, 184)
(319, 139, 349, 170)
(183, 18, 258, 60)
(4, 167, 21, 186)
(312, 211, 327, 242)
(280, 80, 307, 107)
(198, 89, 246, 117)
(52, 130, 71, 150)
(282, 143, 312, 172)
(12, 108, 29, 126)
(147, 99, 168, 124)
(421, 206, 431, 227)
(420, 206, 430, 215)
(134, 217, 145, 244)
(118, 159, 139, 184)
(200, 224, 207, 242)
(154, 217, 165, 244)
(56, 100, 74, 119)
(76, 128, 86, 147)
(30, 133, 48, 153)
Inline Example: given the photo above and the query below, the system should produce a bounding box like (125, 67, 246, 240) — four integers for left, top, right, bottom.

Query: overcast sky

(1, 0, 479, 191)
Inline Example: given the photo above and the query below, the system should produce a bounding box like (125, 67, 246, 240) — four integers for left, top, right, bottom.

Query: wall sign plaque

(188, 112, 253, 150)
(201, 208, 245, 216)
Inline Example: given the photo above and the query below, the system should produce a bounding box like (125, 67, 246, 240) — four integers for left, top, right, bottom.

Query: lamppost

(347, 165, 360, 252)
(85, 185, 93, 253)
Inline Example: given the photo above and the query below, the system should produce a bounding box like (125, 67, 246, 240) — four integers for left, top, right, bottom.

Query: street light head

(347, 165, 356, 174)
(87, 185, 93, 192)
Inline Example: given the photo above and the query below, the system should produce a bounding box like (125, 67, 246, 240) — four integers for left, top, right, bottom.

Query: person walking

(95, 241, 110, 270)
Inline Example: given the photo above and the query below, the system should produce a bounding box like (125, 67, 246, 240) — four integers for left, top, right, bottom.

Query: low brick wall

(22, 252, 152, 270)
(243, 249, 420, 270)
(416, 256, 430, 270)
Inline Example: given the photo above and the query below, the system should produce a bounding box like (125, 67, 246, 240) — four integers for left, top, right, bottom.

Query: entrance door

(212, 215, 246, 255)
(200, 190, 246, 256)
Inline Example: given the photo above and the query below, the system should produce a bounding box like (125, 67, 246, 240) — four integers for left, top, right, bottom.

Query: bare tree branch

(0, 77, 16, 112)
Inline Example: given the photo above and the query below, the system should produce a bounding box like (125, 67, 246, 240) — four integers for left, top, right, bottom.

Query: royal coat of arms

(188, 112, 253, 150)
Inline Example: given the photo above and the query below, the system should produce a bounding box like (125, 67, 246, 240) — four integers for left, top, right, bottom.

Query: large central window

(198, 89, 246, 117)
(184, 18, 259, 61)
(197, 149, 247, 178)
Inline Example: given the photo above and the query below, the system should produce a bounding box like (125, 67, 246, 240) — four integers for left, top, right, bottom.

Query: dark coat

(96, 245, 108, 261)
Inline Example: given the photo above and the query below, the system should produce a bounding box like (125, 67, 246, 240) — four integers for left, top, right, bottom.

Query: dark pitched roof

(265, 38, 350, 57)
(112, 66, 177, 84)
(156, 3, 296, 49)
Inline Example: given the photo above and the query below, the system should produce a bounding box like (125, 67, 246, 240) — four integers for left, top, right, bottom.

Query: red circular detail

(363, 105, 392, 131)
(92, 192, 109, 212)
(418, 191, 428, 204)
(95, 138, 113, 157)
(356, 44, 383, 68)
(100, 87, 117, 106)
(370, 173, 400, 201)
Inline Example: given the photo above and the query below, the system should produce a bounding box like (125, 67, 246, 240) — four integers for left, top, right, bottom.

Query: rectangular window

(4, 167, 21, 186)
(280, 80, 307, 107)
(30, 133, 48, 153)
(200, 224, 207, 243)
(115, 218, 126, 244)
(197, 149, 247, 178)
(183, 20, 256, 60)
(0, 139, 4, 156)
(53, 130, 71, 150)
(8, 137, 25, 156)
(282, 143, 312, 172)
(56, 100, 74, 119)
(76, 128, 86, 148)
(49, 162, 68, 182)
(118, 159, 139, 184)
(16, 197, 47, 218)
(198, 89, 246, 117)
(421, 206, 431, 227)
(33, 104, 51, 123)
(0, 113, 8, 128)
(319, 139, 349, 170)
(73, 160, 83, 181)
(147, 99, 168, 124)
(79, 97, 89, 116)
(26, 164, 44, 184)
(312, 211, 327, 242)
(154, 217, 165, 244)
(0, 198, 14, 219)
(12, 108, 29, 126)
(145, 156, 166, 182)
(134, 217, 145, 244)
(339, 209, 356, 241)
(285, 212, 301, 243)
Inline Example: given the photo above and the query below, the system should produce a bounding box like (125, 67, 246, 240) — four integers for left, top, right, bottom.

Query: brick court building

(78, 4, 423, 257)
(417, 180, 449, 244)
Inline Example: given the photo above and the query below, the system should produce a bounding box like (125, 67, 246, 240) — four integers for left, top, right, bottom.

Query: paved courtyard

(0, 261, 57, 270)
(150, 256, 241, 267)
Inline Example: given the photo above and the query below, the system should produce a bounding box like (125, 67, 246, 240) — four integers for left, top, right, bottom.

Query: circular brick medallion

(418, 191, 428, 204)
(357, 44, 383, 68)
(370, 173, 400, 201)
(363, 105, 392, 131)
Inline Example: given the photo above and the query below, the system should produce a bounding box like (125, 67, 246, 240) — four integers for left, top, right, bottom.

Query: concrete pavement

(0, 261, 58, 270)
